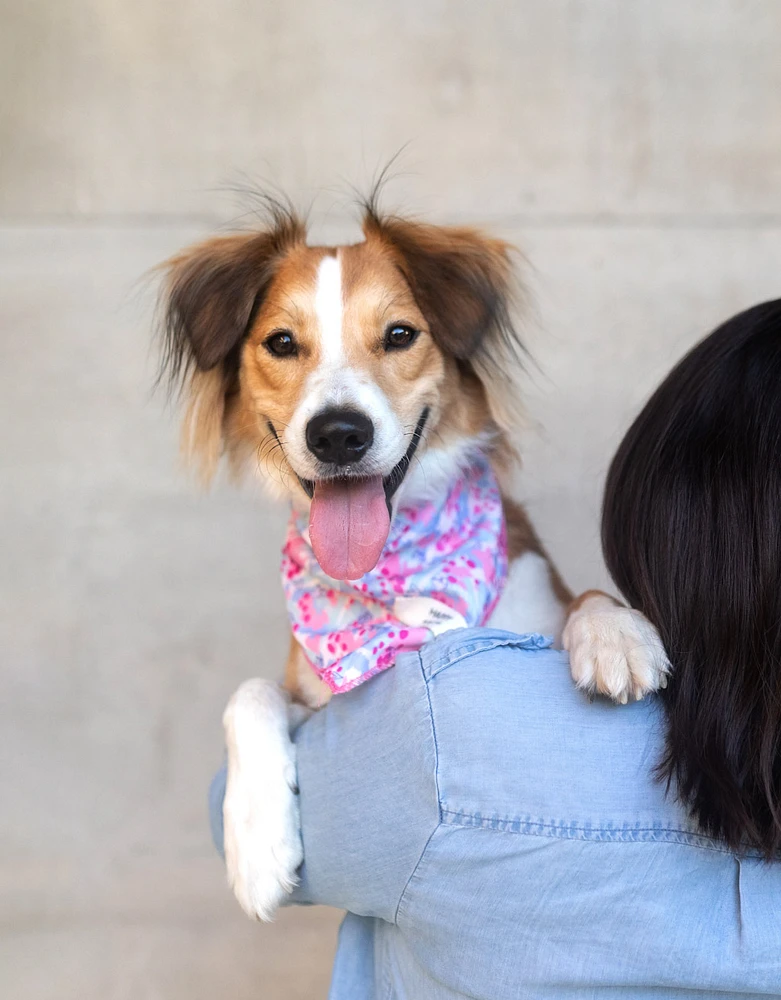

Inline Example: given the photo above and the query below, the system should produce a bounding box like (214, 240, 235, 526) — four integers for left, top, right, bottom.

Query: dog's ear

(362, 210, 527, 433)
(160, 210, 306, 384)
(157, 208, 305, 480)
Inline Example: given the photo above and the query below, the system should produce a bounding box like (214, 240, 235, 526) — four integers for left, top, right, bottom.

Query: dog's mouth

(268, 408, 429, 581)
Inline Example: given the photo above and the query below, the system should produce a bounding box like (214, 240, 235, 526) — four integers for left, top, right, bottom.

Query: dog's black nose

(306, 409, 375, 466)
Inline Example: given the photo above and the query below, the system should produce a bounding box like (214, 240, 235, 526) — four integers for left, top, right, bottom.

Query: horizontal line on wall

(2, 212, 781, 231)
(489, 212, 781, 231)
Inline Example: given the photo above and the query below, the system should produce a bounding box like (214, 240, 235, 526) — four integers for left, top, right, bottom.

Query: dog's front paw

(223, 679, 303, 921)
(562, 592, 670, 703)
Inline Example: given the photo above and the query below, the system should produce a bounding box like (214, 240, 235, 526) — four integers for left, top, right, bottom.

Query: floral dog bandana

(282, 455, 508, 693)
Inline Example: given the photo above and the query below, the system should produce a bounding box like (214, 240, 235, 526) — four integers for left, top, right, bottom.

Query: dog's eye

(264, 330, 298, 358)
(384, 324, 420, 351)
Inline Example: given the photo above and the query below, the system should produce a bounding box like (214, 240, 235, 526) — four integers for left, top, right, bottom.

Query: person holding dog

(212, 299, 781, 998)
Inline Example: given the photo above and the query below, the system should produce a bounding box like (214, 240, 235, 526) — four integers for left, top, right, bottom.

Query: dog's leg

(283, 640, 333, 711)
(222, 641, 328, 921)
(495, 497, 669, 703)
(563, 591, 671, 703)
(222, 677, 306, 921)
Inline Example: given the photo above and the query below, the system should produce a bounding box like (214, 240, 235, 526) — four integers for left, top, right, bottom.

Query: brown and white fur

(159, 199, 670, 920)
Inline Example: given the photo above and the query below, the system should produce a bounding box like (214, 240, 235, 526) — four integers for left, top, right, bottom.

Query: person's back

(273, 627, 781, 999)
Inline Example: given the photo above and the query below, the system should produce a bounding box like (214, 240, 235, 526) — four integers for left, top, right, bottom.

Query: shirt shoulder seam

(393, 652, 443, 924)
(424, 632, 555, 681)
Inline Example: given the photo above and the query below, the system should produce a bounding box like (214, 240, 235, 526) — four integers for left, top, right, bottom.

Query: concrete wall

(3, 0, 781, 220)
(2, 2, 781, 997)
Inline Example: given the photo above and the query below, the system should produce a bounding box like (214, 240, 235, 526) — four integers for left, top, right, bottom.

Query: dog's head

(159, 199, 525, 580)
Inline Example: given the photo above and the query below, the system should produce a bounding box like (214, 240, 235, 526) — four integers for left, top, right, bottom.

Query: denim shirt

(210, 629, 781, 999)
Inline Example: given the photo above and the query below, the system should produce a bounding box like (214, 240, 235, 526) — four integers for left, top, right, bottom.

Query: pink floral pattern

(282, 456, 508, 693)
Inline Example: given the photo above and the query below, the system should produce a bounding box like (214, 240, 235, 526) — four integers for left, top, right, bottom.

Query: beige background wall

(2, 2, 781, 998)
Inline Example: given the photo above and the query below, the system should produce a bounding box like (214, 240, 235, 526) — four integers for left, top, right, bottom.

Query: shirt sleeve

(207, 651, 440, 923)
(288, 651, 440, 920)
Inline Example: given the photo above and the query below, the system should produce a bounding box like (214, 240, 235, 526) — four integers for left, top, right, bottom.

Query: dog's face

(244, 238, 441, 491)
(160, 203, 523, 579)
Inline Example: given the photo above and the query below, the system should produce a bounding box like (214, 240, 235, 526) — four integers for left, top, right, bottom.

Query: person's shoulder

(416, 626, 579, 715)
(418, 626, 565, 678)
(415, 627, 678, 834)
(416, 626, 590, 750)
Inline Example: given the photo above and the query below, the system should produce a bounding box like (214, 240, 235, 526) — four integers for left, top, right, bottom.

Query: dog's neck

(282, 450, 508, 693)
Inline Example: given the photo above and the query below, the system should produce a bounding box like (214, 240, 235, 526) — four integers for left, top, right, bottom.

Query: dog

(158, 195, 670, 919)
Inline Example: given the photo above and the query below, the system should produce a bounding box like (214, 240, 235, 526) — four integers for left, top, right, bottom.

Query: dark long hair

(602, 299, 781, 856)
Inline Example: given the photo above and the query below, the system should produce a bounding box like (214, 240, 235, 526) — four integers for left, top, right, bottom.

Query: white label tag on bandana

(392, 596, 468, 636)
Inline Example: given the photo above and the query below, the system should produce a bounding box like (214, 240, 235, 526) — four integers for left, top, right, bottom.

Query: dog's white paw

(562, 593, 671, 703)
(222, 679, 303, 921)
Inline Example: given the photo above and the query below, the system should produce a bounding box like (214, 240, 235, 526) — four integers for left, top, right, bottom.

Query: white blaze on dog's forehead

(281, 248, 407, 481)
(314, 253, 344, 364)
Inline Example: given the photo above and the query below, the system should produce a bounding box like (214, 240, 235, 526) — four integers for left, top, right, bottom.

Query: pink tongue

(309, 476, 390, 580)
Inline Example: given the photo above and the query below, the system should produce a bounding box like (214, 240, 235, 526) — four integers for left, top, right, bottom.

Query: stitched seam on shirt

(425, 636, 551, 680)
(393, 654, 443, 925)
(440, 808, 758, 856)
(381, 925, 393, 1000)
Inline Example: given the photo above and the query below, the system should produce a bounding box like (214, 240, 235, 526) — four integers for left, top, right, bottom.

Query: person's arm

(210, 649, 440, 922)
